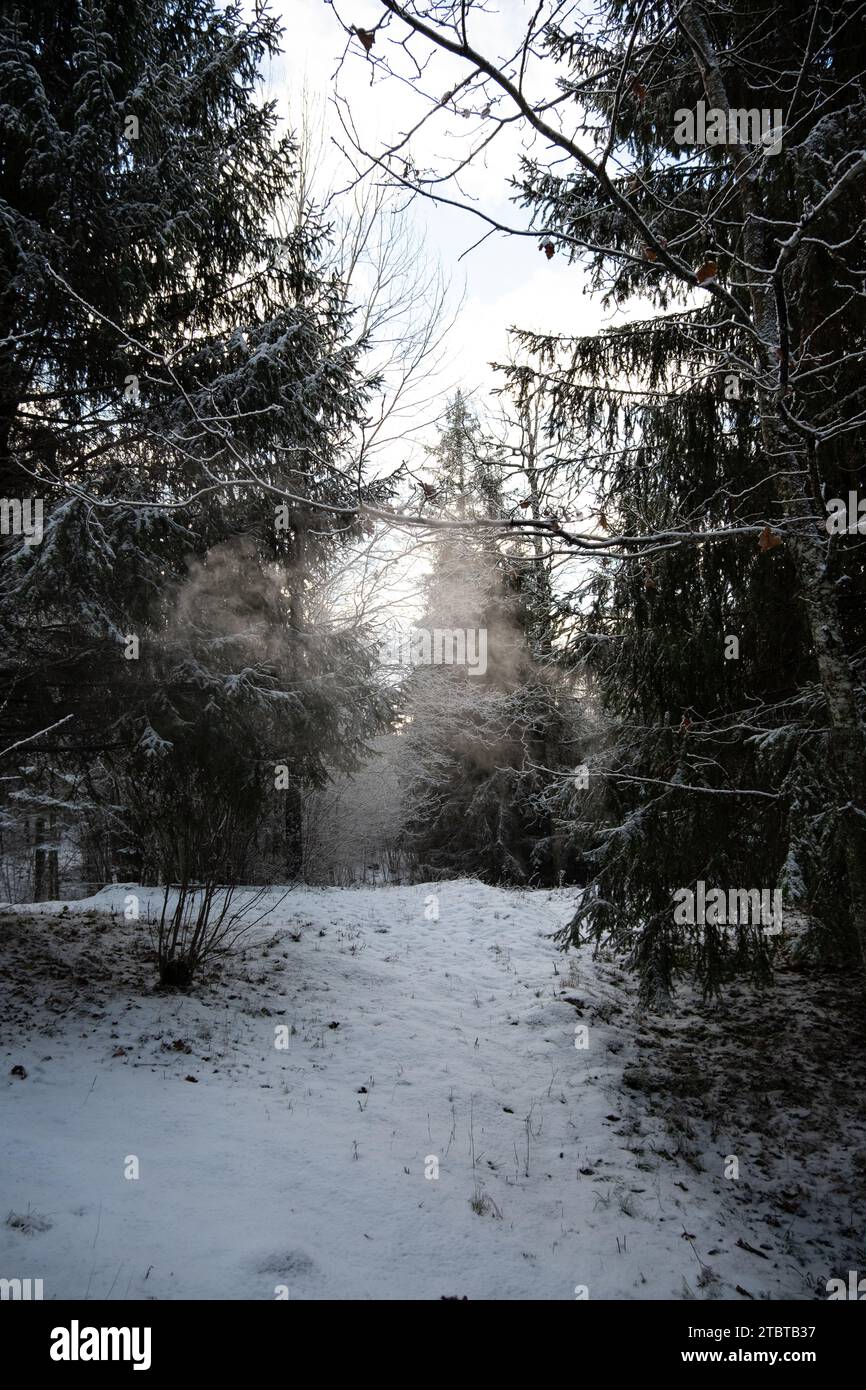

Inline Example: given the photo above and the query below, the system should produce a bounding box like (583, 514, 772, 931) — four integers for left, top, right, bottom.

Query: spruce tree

(0, 0, 390, 890)
(345, 0, 866, 992)
(505, 0, 866, 993)
(399, 395, 582, 884)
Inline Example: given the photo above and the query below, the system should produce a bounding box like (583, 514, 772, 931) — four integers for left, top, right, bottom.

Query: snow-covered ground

(1, 881, 861, 1300)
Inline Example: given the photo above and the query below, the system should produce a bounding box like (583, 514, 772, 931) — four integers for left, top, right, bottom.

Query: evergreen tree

(508, 0, 866, 994)
(0, 0, 390, 891)
(399, 396, 582, 884)
(365, 0, 866, 994)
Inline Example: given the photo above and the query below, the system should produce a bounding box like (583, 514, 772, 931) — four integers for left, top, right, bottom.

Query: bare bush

(152, 879, 283, 988)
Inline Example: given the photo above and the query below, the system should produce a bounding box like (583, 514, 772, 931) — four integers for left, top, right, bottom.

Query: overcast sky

(266, 2, 611, 411)
(255, 3, 632, 623)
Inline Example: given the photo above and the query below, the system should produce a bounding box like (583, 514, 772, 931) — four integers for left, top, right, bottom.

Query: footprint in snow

(256, 1250, 316, 1279)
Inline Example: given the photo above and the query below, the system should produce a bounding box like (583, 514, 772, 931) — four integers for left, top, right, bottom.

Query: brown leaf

(758, 525, 782, 552)
(696, 260, 718, 285)
(356, 28, 375, 53)
(421, 482, 437, 499)
(10, 1065, 27, 1079)
(598, 512, 610, 531)
(542, 242, 555, 259)
(630, 78, 647, 103)
(519, 497, 533, 508)
(642, 244, 658, 262)
(112, 1047, 127, 1058)
(184, 1075, 198, 1083)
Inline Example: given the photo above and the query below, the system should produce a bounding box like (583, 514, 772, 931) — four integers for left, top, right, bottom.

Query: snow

(0, 881, 852, 1300)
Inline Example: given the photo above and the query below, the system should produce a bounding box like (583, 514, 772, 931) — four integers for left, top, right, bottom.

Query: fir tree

(0, 0, 391, 889)
(399, 396, 582, 884)
(348, 0, 866, 992)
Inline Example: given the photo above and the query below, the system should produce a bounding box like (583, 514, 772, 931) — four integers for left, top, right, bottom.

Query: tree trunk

(684, 3, 866, 970)
(46, 810, 59, 898)
(285, 781, 304, 880)
(285, 516, 306, 879)
(33, 815, 46, 901)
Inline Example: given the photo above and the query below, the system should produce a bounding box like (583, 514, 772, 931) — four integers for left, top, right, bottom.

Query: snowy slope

(0, 881, 837, 1300)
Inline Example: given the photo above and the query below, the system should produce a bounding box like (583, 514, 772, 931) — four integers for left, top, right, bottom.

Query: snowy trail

(0, 881, 812, 1300)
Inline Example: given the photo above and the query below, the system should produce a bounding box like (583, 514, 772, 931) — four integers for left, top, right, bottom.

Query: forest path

(0, 880, 822, 1299)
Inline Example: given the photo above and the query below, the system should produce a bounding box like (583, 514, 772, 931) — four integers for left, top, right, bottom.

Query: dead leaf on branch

(758, 526, 782, 552)
(355, 27, 375, 53)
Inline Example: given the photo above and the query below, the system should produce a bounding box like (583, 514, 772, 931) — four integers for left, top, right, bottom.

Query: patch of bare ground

(621, 957, 866, 1295)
